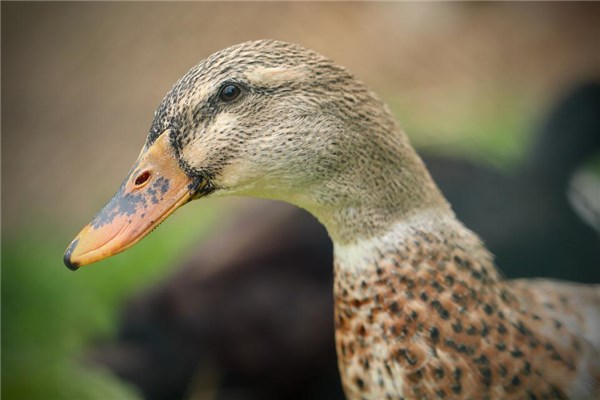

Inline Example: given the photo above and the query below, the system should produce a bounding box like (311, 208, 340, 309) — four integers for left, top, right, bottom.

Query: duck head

(64, 40, 446, 270)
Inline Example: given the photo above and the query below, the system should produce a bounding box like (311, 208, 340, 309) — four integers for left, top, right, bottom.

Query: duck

(65, 40, 600, 399)
(90, 82, 600, 400)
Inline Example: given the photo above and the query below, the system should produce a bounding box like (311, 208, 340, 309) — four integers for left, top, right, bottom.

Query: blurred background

(2, 2, 600, 400)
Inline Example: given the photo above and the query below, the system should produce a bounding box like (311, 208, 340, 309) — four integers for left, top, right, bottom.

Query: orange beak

(64, 132, 204, 270)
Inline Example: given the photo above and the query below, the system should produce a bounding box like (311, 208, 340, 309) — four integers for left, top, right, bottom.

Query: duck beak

(64, 132, 204, 270)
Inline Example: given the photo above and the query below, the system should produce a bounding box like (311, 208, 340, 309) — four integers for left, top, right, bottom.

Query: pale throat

(331, 208, 461, 274)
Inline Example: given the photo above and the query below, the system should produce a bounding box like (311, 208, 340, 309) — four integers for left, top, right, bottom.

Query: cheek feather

(180, 112, 239, 170)
(218, 159, 259, 193)
(207, 112, 239, 138)
(181, 139, 211, 169)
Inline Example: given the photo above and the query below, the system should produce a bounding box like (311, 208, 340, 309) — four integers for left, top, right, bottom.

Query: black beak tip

(64, 240, 80, 271)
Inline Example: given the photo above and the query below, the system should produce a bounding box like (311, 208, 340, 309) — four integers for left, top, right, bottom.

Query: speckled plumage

(136, 40, 600, 399)
(333, 213, 599, 399)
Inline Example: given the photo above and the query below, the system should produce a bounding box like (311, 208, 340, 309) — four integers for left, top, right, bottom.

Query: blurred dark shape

(90, 82, 600, 399)
(428, 81, 600, 281)
(91, 203, 341, 400)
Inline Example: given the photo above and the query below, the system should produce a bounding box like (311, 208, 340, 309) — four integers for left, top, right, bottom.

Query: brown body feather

(334, 215, 599, 399)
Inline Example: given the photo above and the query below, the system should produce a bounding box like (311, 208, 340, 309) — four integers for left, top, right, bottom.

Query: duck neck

(295, 121, 454, 247)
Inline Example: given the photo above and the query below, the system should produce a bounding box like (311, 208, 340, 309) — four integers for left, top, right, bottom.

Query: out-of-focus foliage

(2, 204, 219, 400)
(391, 90, 538, 171)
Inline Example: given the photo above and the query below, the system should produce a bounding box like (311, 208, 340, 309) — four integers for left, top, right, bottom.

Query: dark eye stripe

(219, 84, 241, 102)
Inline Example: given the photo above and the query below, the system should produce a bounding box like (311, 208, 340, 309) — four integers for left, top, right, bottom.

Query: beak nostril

(134, 171, 151, 186)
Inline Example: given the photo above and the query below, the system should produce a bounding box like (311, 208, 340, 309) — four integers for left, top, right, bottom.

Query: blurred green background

(2, 2, 599, 399)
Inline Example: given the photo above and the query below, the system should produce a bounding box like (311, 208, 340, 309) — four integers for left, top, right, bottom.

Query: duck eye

(219, 84, 241, 102)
